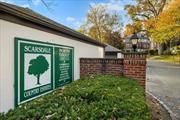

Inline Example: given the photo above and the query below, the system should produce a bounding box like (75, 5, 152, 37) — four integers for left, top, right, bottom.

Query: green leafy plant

(149, 49, 158, 55)
(0, 75, 150, 120)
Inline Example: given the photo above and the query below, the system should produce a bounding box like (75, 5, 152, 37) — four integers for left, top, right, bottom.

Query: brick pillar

(123, 53, 147, 89)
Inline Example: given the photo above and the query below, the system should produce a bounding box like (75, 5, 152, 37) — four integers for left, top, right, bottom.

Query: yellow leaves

(123, 24, 135, 37)
(166, 0, 180, 10)
(123, 21, 142, 37)
(157, 12, 176, 29)
(147, 0, 180, 43)
(79, 4, 124, 49)
(125, 0, 179, 43)
(143, 18, 157, 30)
(127, 5, 137, 15)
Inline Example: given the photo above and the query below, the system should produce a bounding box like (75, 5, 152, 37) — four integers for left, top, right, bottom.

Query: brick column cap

(123, 52, 148, 55)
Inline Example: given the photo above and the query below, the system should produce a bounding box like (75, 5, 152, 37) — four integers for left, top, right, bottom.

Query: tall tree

(124, 0, 168, 54)
(125, 0, 167, 21)
(146, 0, 180, 44)
(124, 0, 168, 34)
(79, 4, 124, 49)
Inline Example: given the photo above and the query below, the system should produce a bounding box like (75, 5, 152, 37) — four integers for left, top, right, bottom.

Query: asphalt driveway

(146, 61, 180, 120)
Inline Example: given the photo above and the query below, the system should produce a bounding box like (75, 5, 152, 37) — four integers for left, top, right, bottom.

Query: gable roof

(0, 2, 106, 47)
(105, 44, 123, 53)
(124, 32, 150, 43)
(127, 33, 149, 40)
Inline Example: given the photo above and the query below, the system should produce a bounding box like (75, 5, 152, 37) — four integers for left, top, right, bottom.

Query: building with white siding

(0, 2, 105, 113)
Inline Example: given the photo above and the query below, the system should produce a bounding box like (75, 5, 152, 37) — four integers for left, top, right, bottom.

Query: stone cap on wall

(124, 52, 148, 59)
(80, 58, 123, 64)
(123, 52, 148, 55)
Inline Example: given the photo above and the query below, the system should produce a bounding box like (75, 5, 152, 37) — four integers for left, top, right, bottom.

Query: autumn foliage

(123, 21, 142, 37)
(78, 4, 124, 49)
(146, 0, 180, 43)
(124, 0, 180, 44)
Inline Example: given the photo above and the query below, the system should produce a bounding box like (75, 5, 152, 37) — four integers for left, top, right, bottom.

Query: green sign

(15, 38, 74, 106)
(55, 47, 73, 88)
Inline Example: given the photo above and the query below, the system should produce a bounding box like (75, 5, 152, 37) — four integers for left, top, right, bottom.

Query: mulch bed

(146, 93, 172, 120)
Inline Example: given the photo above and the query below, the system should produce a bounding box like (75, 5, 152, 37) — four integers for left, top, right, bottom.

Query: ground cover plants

(0, 75, 150, 120)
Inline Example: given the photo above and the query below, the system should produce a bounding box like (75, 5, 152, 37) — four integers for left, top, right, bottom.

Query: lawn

(148, 55, 180, 64)
(0, 75, 150, 120)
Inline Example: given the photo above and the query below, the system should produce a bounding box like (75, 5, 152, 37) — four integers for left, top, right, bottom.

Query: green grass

(148, 55, 180, 64)
(0, 75, 150, 120)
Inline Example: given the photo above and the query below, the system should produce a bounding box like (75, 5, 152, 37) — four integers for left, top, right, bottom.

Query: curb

(146, 91, 177, 120)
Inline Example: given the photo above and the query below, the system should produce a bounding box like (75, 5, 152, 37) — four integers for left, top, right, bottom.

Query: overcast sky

(0, 0, 135, 30)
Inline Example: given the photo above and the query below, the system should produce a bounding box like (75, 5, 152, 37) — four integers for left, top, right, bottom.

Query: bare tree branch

(134, 13, 150, 19)
(28, 0, 52, 11)
(147, 0, 158, 16)
(157, 0, 167, 15)
(40, 0, 51, 11)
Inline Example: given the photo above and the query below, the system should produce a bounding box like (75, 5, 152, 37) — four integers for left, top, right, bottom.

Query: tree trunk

(37, 74, 40, 85)
(158, 44, 164, 55)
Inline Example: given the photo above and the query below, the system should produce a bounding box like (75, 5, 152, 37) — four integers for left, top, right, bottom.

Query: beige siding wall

(0, 20, 104, 112)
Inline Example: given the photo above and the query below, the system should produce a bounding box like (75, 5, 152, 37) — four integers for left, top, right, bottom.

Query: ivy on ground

(0, 75, 150, 120)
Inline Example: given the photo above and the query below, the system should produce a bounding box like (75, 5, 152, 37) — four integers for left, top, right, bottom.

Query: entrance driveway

(146, 61, 180, 120)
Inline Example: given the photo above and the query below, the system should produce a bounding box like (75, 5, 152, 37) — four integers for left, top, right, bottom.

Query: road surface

(146, 61, 180, 120)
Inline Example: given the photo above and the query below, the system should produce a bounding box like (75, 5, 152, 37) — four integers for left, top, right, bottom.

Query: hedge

(0, 75, 150, 120)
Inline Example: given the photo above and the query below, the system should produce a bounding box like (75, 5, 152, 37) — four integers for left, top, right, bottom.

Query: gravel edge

(146, 91, 177, 120)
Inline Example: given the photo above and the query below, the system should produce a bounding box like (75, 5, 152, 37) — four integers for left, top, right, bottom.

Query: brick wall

(80, 53, 147, 88)
(80, 58, 123, 76)
(123, 53, 147, 88)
